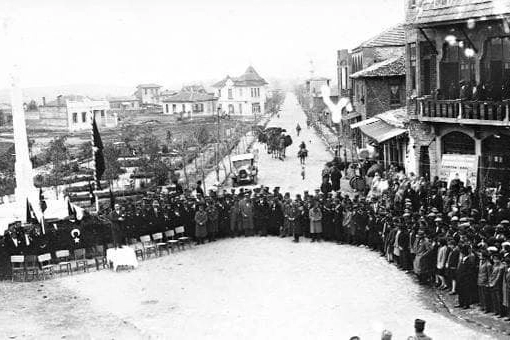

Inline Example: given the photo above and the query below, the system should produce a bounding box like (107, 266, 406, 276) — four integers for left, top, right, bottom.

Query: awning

(350, 117, 378, 129)
(358, 119, 407, 144)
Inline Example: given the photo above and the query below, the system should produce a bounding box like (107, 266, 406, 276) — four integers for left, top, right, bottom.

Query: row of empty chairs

(9, 227, 193, 281)
(129, 226, 193, 260)
(10, 245, 108, 281)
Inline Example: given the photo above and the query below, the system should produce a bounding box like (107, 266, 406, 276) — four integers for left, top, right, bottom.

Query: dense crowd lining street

(0, 93, 502, 339)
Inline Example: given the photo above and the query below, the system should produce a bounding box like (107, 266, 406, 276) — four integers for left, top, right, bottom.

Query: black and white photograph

(1, 0, 510, 339)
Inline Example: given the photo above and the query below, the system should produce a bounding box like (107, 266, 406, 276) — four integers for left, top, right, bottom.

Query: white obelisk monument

(11, 69, 37, 223)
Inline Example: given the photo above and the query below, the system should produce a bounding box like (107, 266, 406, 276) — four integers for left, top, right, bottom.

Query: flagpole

(90, 111, 100, 213)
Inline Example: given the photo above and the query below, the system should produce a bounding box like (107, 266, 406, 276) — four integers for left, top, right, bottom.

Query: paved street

(223, 92, 334, 194)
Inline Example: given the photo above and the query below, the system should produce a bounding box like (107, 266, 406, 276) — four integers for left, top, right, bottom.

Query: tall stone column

(11, 69, 36, 222)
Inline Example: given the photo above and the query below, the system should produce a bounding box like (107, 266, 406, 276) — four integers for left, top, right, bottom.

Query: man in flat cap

(408, 319, 432, 340)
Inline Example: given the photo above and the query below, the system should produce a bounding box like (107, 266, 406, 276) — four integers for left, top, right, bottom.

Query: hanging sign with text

(439, 154, 478, 189)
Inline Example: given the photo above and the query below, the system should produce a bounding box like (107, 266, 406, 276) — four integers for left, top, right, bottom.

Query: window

(182, 104, 185, 112)
(239, 88, 243, 97)
(251, 88, 260, 98)
(200, 103, 204, 112)
(482, 36, 510, 99)
(172, 104, 177, 113)
(165, 104, 169, 113)
(144, 89, 148, 95)
(228, 88, 233, 99)
(239, 103, 242, 114)
(72, 112, 78, 123)
(81, 112, 87, 123)
(252, 103, 261, 114)
(389, 84, 401, 105)
(100, 110, 105, 118)
(409, 43, 417, 90)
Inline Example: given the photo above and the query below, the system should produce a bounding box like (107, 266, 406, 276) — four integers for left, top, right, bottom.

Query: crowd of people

(2, 152, 510, 329)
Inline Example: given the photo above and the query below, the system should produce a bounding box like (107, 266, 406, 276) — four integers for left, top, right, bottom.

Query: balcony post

(457, 100, 463, 120)
(505, 101, 510, 124)
(420, 99, 424, 116)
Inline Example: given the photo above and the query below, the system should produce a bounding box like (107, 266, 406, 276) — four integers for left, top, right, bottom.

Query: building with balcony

(161, 85, 217, 117)
(213, 66, 268, 115)
(406, 0, 510, 188)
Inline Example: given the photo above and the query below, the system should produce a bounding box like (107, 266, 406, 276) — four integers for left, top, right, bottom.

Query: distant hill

(0, 84, 134, 104)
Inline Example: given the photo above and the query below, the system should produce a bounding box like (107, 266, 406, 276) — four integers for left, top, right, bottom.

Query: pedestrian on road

(296, 123, 301, 136)
(301, 165, 306, 180)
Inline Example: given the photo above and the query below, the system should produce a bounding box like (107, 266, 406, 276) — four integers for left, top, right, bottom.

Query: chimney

(42, 97, 46, 106)
(57, 95, 62, 106)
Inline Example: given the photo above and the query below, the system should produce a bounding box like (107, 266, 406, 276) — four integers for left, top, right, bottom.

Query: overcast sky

(1, 0, 404, 89)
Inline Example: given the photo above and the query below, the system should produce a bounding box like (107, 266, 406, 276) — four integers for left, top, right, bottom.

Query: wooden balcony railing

(416, 98, 510, 126)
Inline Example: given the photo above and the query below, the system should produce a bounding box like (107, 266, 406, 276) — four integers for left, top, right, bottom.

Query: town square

(1, 0, 510, 339)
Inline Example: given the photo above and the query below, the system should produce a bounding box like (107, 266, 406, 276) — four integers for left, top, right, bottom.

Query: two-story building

(336, 24, 408, 168)
(213, 66, 268, 115)
(135, 84, 162, 105)
(406, 0, 510, 188)
(162, 85, 217, 117)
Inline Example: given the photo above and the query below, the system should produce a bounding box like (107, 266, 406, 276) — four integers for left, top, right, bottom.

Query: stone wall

(364, 77, 406, 119)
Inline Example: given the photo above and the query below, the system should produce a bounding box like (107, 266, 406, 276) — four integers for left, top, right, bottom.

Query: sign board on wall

(439, 154, 478, 189)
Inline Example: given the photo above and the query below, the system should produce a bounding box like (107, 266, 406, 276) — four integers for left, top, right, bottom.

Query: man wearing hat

(408, 319, 432, 340)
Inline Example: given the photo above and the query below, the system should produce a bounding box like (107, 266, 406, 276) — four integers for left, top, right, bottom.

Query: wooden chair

(175, 226, 192, 249)
(10, 255, 25, 282)
(24, 255, 40, 281)
(55, 250, 72, 276)
(74, 248, 88, 272)
(130, 242, 145, 261)
(94, 245, 108, 270)
(140, 235, 157, 259)
(152, 232, 168, 256)
(165, 230, 179, 253)
(37, 253, 54, 280)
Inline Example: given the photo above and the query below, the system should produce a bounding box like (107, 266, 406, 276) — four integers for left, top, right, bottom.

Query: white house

(162, 85, 218, 117)
(135, 84, 162, 105)
(67, 98, 116, 132)
(213, 66, 268, 115)
(25, 96, 117, 132)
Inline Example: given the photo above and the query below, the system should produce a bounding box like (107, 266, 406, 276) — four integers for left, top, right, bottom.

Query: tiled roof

(162, 91, 216, 103)
(376, 107, 408, 128)
(413, 0, 510, 26)
(213, 66, 268, 88)
(350, 55, 405, 78)
(137, 83, 161, 88)
(353, 24, 405, 51)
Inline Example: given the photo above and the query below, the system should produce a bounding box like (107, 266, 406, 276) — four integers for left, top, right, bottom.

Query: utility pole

(216, 107, 221, 183)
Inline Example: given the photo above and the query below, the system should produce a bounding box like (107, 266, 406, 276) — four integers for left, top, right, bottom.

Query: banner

(439, 154, 478, 189)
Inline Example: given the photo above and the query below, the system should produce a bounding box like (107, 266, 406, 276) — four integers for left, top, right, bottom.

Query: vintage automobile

(231, 153, 258, 186)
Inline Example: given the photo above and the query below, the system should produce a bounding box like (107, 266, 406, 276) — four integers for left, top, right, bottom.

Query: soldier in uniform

(194, 204, 208, 245)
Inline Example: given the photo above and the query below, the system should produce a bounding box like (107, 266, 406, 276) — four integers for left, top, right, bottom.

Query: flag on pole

(88, 181, 95, 205)
(109, 187, 115, 211)
(26, 198, 37, 223)
(39, 187, 47, 212)
(92, 116, 105, 189)
(67, 199, 76, 218)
